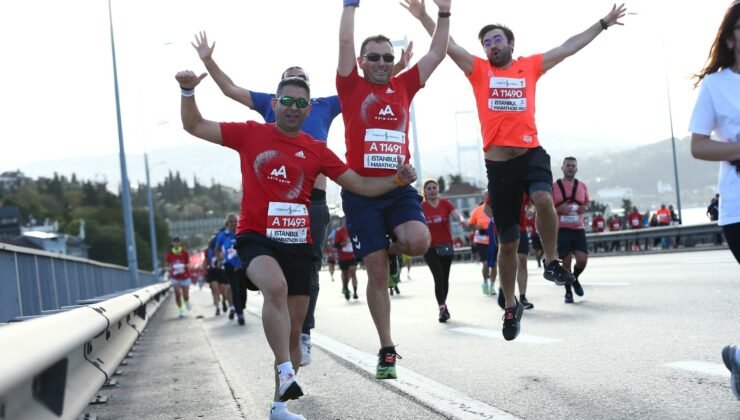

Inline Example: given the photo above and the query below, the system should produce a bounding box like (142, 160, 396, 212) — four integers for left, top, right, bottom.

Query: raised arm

(413, 0, 451, 84)
(542, 3, 627, 72)
(192, 31, 255, 109)
(175, 70, 223, 145)
(338, 1, 358, 77)
(401, 0, 474, 74)
(335, 157, 417, 197)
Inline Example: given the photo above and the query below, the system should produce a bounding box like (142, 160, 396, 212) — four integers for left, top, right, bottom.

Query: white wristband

(180, 87, 195, 97)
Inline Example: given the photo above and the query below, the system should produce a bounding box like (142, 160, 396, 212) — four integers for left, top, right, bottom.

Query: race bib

(363, 128, 406, 169)
(560, 215, 580, 224)
(266, 202, 309, 244)
(488, 76, 527, 112)
(341, 242, 354, 253)
(172, 262, 185, 274)
(473, 231, 489, 243)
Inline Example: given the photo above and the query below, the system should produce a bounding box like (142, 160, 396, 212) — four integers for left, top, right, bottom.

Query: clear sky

(0, 0, 730, 187)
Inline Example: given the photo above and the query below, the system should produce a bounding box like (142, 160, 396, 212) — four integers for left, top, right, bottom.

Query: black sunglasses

(278, 96, 310, 109)
(364, 53, 395, 63)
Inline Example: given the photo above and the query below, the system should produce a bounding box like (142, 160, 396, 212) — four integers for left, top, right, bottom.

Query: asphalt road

(89, 249, 739, 419)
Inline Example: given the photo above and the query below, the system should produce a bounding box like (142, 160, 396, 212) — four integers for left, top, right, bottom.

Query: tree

(437, 176, 446, 193)
(448, 173, 463, 184)
(622, 198, 633, 214)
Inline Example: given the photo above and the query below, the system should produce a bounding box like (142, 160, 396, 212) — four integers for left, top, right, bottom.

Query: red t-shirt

(609, 219, 622, 231)
(466, 55, 544, 150)
(221, 121, 348, 243)
(166, 248, 190, 280)
(627, 211, 642, 229)
(422, 199, 456, 246)
(592, 216, 606, 233)
(333, 226, 355, 262)
(336, 65, 422, 177)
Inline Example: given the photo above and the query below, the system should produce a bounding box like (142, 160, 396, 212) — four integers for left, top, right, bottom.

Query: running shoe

(278, 370, 304, 401)
(572, 280, 584, 297)
(343, 287, 350, 301)
(237, 315, 245, 326)
(521, 296, 534, 310)
(564, 293, 574, 304)
(269, 406, 306, 420)
(228, 309, 235, 320)
(497, 288, 505, 309)
(376, 346, 401, 379)
(501, 298, 523, 341)
(178, 311, 185, 318)
(481, 281, 490, 295)
(722, 344, 740, 400)
(438, 306, 450, 323)
(394, 286, 400, 295)
(300, 333, 312, 366)
(353, 292, 359, 300)
(389, 288, 395, 296)
(543, 260, 575, 286)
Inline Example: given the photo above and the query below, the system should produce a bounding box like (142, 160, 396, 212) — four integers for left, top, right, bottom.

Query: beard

(488, 46, 513, 68)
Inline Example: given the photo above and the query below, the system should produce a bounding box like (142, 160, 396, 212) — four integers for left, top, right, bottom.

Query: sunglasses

(364, 53, 395, 63)
(278, 96, 310, 109)
(482, 34, 505, 48)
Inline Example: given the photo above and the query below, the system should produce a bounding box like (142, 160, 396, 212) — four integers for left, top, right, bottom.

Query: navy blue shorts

(557, 228, 588, 258)
(341, 185, 426, 259)
(518, 231, 530, 255)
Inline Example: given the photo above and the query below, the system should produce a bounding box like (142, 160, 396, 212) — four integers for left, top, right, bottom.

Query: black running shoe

(564, 293, 574, 304)
(544, 260, 575, 286)
(222, 301, 228, 312)
(572, 280, 584, 297)
(502, 298, 523, 341)
(343, 288, 350, 301)
(520, 296, 534, 310)
(497, 288, 505, 309)
(394, 286, 400, 295)
(438, 307, 450, 323)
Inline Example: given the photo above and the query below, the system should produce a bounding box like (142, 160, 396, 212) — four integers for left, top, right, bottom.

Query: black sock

(520, 294, 526, 300)
(573, 265, 585, 280)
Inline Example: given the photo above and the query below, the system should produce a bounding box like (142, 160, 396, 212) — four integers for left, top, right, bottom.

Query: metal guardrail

(0, 243, 159, 322)
(0, 282, 170, 420)
(585, 222, 725, 250)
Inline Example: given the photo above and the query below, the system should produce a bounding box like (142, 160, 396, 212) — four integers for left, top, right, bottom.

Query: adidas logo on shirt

(294, 150, 306, 158)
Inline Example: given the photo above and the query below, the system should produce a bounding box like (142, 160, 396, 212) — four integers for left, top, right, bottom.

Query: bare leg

(532, 191, 558, 263)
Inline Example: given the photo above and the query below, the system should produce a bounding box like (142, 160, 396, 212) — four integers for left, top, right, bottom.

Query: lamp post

(107, 0, 139, 287)
(391, 36, 422, 188)
(144, 153, 165, 276)
(664, 73, 683, 224)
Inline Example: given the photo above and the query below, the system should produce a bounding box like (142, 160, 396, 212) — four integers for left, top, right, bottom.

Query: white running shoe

(185, 301, 192, 311)
(278, 370, 303, 401)
(300, 334, 312, 366)
(269, 405, 306, 420)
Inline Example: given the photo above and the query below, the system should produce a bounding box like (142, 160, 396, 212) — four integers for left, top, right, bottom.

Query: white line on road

(245, 306, 519, 419)
(527, 281, 630, 287)
(451, 327, 562, 344)
(664, 361, 730, 377)
(312, 332, 520, 420)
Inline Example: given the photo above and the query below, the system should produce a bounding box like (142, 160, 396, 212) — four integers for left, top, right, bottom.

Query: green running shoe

(376, 346, 401, 379)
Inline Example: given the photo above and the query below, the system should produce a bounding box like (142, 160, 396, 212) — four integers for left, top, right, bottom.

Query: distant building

(0, 205, 21, 238)
(440, 182, 486, 243)
(167, 217, 224, 246)
(0, 170, 31, 192)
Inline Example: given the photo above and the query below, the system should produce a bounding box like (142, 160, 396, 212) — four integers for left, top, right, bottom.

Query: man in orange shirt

(468, 194, 496, 296)
(402, 0, 627, 340)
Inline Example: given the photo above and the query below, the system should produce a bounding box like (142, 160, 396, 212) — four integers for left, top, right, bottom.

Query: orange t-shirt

(468, 204, 491, 245)
(466, 54, 544, 150)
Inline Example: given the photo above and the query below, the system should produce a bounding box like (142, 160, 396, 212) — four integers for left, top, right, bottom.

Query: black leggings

(423, 248, 454, 305)
(723, 222, 740, 264)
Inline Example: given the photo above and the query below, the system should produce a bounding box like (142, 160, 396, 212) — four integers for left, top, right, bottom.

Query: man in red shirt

(166, 236, 191, 318)
(176, 72, 417, 418)
(333, 218, 359, 301)
(627, 206, 643, 251)
(402, 0, 627, 340)
(337, 0, 450, 379)
(608, 215, 623, 251)
(591, 212, 606, 253)
(552, 158, 590, 304)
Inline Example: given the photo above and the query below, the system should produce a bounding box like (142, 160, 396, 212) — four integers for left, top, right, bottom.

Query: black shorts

(205, 267, 221, 283)
(557, 228, 589, 258)
(485, 147, 553, 243)
(235, 232, 316, 296)
(338, 258, 358, 271)
(517, 231, 529, 255)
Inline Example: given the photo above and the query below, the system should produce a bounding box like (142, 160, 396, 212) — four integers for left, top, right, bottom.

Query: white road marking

(664, 361, 730, 377)
(451, 327, 562, 344)
(245, 306, 519, 419)
(527, 281, 630, 287)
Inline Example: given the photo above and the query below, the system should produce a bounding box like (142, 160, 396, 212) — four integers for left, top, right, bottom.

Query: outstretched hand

(191, 31, 215, 61)
(397, 41, 414, 69)
(396, 156, 417, 185)
(603, 3, 627, 28)
(400, 0, 426, 19)
(175, 70, 208, 90)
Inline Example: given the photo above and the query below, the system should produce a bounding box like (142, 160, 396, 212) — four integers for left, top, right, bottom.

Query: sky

(0, 0, 731, 191)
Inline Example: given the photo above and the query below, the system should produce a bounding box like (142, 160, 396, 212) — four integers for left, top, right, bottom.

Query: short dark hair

(276, 77, 311, 98)
(281, 66, 309, 82)
(563, 156, 577, 163)
(478, 24, 515, 45)
(360, 35, 393, 56)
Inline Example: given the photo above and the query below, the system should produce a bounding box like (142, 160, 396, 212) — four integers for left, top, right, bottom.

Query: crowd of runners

(162, 1, 740, 417)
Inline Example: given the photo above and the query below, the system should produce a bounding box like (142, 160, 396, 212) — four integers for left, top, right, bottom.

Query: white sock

(277, 361, 294, 377)
(272, 401, 286, 410)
